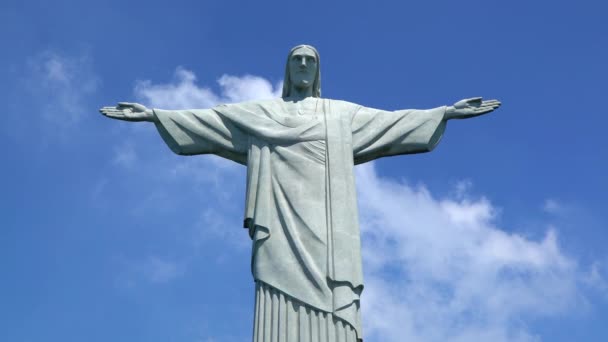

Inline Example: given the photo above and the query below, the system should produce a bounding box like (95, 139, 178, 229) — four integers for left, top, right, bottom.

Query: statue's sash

(323, 99, 363, 336)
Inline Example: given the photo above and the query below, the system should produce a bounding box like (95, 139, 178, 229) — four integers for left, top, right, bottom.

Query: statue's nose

(300, 57, 307, 68)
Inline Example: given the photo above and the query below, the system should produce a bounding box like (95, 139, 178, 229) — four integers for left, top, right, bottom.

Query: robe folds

(153, 98, 447, 341)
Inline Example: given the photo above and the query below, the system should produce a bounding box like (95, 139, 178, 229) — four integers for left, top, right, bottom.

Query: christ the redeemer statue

(100, 45, 500, 342)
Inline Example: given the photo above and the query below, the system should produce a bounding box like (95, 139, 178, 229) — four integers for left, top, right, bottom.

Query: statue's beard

(293, 79, 312, 91)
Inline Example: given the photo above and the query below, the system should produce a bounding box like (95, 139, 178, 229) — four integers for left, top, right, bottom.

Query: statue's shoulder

(319, 98, 363, 112)
(217, 97, 284, 109)
(219, 97, 364, 112)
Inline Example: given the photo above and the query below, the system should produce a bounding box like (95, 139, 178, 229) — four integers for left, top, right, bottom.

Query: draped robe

(153, 98, 447, 341)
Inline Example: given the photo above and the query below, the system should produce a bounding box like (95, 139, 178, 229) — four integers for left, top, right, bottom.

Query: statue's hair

(282, 45, 321, 98)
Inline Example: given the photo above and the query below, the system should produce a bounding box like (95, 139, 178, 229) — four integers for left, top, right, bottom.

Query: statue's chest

(285, 100, 321, 118)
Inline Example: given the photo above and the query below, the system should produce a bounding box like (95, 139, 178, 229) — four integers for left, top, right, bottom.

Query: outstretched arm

(351, 105, 448, 164)
(351, 97, 500, 164)
(99, 102, 248, 164)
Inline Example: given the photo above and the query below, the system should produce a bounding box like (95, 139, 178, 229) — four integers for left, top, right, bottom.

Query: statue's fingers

(479, 103, 499, 109)
(102, 109, 126, 117)
(477, 105, 497, 112)
(487, 104, 501, 110)
(99, 107, 116, 115)
(474, 107, 495, 115)
(112, 106, 132, 115)
(475, 104, 495, 111)
(100, 111, 117, 117)
(481, 100, 501, 107)
(482, 99, 500, 104)
(479, 103, 500, 110)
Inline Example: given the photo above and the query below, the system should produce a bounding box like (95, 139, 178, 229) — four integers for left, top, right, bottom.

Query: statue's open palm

(99, 102, 155, 122)
(445, 97, 501, 120)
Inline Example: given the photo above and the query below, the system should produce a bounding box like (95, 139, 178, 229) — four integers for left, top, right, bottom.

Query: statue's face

(288, 47, 317, 91)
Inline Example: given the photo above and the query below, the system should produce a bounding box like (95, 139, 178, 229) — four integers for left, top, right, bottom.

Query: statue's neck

(283, 95, 316, 103)
(288, 85, 313, 101)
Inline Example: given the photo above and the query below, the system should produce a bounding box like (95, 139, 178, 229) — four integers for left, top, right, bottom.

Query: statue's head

(282, 45, 321, 98)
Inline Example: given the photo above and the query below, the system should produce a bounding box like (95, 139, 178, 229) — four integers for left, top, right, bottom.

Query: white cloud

(25, 51, 99, 126)
(217, 74, 282, 103)
(356, 163, 582, 342)
(134, 67, 282, 109)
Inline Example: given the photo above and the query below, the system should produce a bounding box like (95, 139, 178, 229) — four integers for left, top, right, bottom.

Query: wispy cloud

(584, 261, 608, 299)
(116, 255, 185, 287)
(112, 140, 138, 168)
(141, 256, 184, 283)
(25, 51, 99, 127)
(542, 198, 562, 214)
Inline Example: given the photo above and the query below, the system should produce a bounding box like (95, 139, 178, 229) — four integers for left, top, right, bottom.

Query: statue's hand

(99, 102, 155, 122)
(445, 97, 501, 120)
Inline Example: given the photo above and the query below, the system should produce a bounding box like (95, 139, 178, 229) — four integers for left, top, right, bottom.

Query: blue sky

(1, 0, 607, 341)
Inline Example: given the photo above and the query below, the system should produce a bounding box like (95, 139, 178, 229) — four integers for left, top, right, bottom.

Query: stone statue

(100, 45, 500, 342)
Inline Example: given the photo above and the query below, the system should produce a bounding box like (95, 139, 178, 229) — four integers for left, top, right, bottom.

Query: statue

(100, 45, 500, 342)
